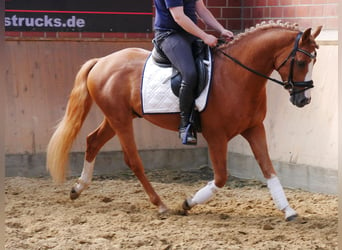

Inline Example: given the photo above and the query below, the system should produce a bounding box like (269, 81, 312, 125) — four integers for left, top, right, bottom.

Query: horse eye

(296, 61, 306, 68)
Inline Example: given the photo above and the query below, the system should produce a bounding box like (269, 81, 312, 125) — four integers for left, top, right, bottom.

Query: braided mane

(221, 20, 300, 49)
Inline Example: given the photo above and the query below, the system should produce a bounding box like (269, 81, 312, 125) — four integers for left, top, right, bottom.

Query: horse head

(275, 26, 322, 108)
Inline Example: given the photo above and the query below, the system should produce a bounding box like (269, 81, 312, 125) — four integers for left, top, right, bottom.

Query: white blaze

(304, 61, 314, 98)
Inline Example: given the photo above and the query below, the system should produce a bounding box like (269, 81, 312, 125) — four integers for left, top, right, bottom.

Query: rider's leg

(159, 32, 198, 144)
(178, 81, 197, 144)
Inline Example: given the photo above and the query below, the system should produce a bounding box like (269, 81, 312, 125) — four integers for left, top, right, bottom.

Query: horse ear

(312, 26, 323, 39)
(301, 28, 312, 43)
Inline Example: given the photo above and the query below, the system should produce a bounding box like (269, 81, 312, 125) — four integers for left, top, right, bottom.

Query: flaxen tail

(47, 58, 98, 183)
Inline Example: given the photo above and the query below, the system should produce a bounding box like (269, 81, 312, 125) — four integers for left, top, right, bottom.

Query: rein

(216, 32, 316, 95)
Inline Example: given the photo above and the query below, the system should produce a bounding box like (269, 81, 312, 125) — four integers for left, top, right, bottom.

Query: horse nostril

(300, 97, 310, 107)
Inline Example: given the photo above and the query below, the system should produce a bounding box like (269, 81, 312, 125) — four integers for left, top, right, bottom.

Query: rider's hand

(220, 29, 234, 41)
(203, 34, 218, 47)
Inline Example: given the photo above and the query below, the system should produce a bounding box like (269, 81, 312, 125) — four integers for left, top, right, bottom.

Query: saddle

(151, 40, 212, 133)
(151, 39, 211, 98)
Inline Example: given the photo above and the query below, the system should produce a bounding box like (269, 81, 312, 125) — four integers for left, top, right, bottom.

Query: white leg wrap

(267, 175, 289, 211)
(188, 180, 219, 207)
(74, 160, 95, 193)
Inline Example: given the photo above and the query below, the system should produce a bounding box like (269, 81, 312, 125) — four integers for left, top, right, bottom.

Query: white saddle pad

(141, 54, 212, 114)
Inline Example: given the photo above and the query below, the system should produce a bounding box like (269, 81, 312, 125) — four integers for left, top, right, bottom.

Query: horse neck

(220, 28, 298, 85)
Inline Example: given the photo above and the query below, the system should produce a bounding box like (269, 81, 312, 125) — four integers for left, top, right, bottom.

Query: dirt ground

(5, 167, 338, 250)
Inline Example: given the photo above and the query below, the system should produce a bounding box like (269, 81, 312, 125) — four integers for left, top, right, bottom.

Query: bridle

(216, 32, 317, 96)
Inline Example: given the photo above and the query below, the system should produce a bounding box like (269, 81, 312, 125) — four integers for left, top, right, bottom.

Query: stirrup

(179, 124, 197, 145)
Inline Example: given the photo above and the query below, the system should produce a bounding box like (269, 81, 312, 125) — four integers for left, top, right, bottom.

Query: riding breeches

(154, 31, 198, 93)
(154, 31, 198, 118)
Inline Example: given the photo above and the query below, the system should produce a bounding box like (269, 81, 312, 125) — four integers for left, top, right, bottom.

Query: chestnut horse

(47, 22, 322, 221)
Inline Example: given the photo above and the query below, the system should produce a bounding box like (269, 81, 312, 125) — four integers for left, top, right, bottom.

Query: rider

(153, 0, 234, 145)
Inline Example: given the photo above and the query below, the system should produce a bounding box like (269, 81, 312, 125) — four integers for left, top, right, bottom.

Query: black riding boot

(179, 82, 197, 145)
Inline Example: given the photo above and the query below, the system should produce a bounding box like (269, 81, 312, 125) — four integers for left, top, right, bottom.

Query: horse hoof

(70, 188, 80, 200)
(285, 214, 298, 221)
(158, 204, 168, 214)
(284, 206, 298, 221)
(182, 199, 192, 211)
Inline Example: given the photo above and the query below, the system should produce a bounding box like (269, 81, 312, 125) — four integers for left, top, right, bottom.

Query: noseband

(217, 32, 317, 96)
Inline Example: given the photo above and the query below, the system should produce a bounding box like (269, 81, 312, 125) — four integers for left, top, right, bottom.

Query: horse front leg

(70, 119, 115, 200)
(241, 124, 297, 221)
(183, 138, 228, 211)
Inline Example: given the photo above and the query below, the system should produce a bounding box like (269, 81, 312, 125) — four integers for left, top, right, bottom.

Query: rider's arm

(169, 6, 217, 47)
(195, 0, 234, 38)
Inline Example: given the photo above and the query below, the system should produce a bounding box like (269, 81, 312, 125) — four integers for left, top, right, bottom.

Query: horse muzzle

(287, 79, 314, 108)
(290, 94, 311, 108)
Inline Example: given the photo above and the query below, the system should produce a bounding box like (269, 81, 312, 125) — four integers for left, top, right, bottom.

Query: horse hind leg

(241, 124, 297, 221)
(70, 119, 115, 200)
(115, 121, 168, 213)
